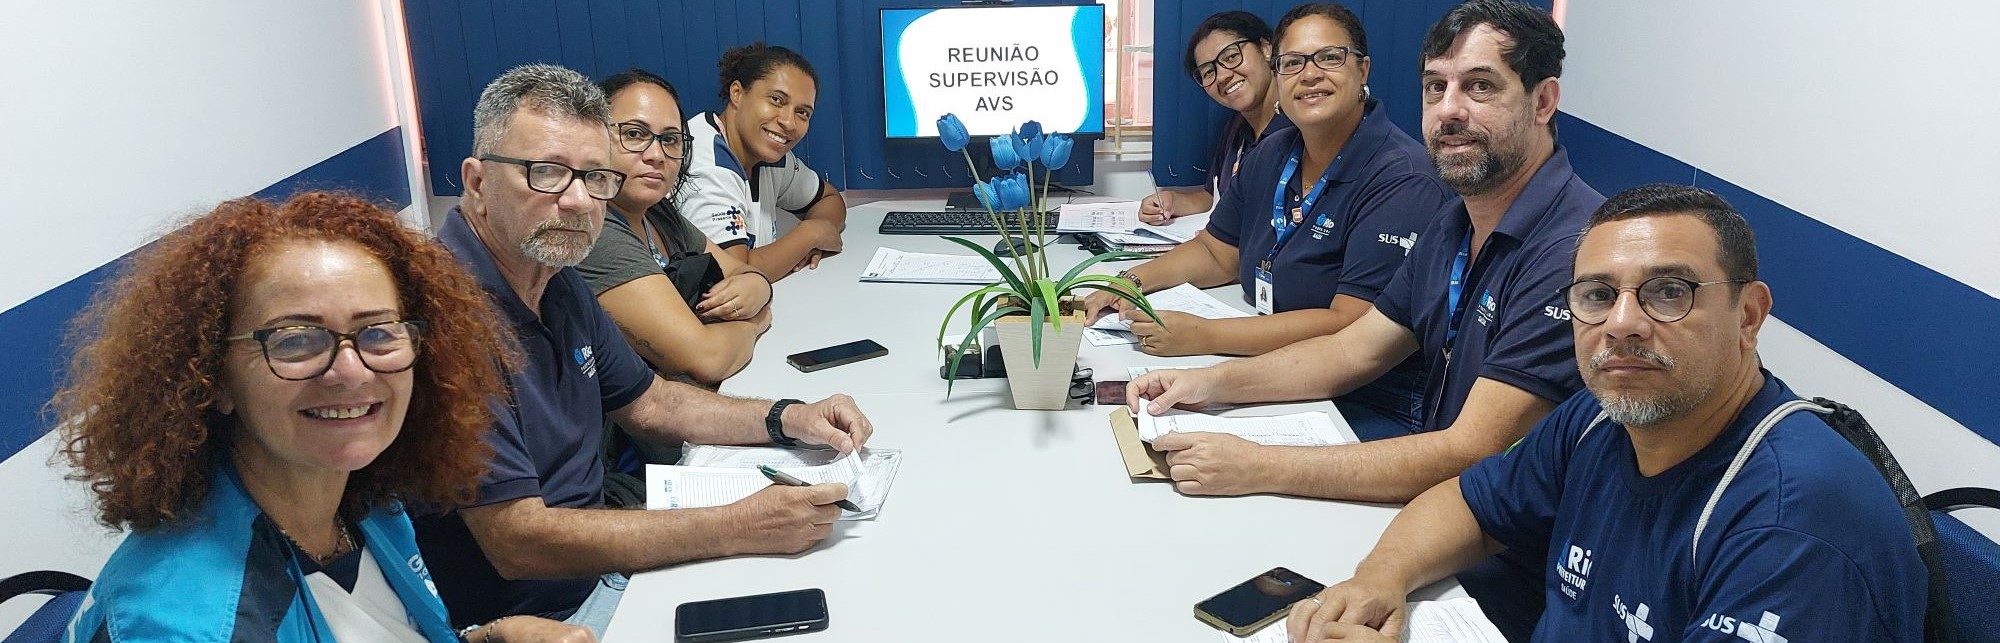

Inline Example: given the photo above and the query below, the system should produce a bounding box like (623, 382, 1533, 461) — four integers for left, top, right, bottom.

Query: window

(1102, 0, 1153, 148)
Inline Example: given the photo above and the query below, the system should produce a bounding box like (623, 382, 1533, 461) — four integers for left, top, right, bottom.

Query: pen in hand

(757, 464, 862, 512)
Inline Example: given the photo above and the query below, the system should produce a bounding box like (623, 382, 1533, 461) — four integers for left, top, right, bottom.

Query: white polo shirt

(676, 112, 828, 249)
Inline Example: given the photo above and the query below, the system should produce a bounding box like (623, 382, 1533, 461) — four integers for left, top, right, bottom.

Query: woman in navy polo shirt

(1082, 2, 1450, 436)
(1139, 11, 1290, 223)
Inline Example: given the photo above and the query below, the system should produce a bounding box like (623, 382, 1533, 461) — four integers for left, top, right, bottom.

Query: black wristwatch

(766, 398, 804, 446)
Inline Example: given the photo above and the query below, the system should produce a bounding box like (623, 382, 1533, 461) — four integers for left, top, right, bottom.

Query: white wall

(1560, 1, 2000, 535)
(0, 0, 422, 629)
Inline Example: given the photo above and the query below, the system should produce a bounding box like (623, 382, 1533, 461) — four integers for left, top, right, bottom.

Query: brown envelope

(1108, 407, 1170, 481)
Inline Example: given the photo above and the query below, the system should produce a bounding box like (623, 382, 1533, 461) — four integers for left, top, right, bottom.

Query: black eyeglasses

(1194, 38, 1254, 87)
(226, 320, 427, 381)
(1274, 45, 1364, 76)
(1561, 277, 1748, 325)
(477, 155, 626, 200)
(614, 122, 696, 161)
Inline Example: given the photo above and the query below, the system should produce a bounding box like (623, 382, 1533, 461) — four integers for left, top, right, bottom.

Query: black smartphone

(1193, 567, 1326, 636)
(786, 339, 888, 373)
(1095, 380, 1129, 406)
(674, 588, 829, 642)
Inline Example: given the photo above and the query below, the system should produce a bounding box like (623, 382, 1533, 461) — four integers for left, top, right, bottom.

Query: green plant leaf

(1028, 294, 1045, 368)
(1067, 279, 1167, 327)
(1034, 278, 1063, 331)
(940, 236, 1028, 294)
(944, 303, 1028, 397)
(935, 283, 1012, 348)
(1057, 250, 1158, 287)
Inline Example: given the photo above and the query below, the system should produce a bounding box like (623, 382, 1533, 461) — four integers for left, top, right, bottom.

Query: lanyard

(612, 207, 670, 270)
(1265, 149, 1340, 267)
(1444, 235, 1473, 348)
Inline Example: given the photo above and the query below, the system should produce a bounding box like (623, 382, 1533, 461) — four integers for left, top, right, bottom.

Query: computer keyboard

(879, 210, 1058, 235)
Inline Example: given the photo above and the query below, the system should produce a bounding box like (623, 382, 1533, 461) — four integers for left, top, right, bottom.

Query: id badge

(1254, 266, 1275, 315)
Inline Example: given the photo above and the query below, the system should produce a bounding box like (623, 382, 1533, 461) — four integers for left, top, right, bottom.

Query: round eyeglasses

(1274, 45, 1363, 76)
(614, 122, 696, 161)
(1194, 38, 1254, 87)
(1561, 277, 1748, 325)
(478, 155, 626, 200)
(226, 320, 426, 381)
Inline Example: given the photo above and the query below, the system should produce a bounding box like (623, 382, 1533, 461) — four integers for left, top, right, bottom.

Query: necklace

(281, 518, 355, 567)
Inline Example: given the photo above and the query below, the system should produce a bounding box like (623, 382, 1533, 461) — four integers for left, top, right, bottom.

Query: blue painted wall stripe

(1559, 113, 1999, 447)
(0, 127, 410, 461)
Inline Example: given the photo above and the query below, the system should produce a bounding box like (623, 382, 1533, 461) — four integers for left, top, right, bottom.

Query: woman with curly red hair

(52, 192, 588, 642)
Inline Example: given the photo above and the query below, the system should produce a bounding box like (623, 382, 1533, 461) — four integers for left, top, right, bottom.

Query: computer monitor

(881, 4, 1106, 139)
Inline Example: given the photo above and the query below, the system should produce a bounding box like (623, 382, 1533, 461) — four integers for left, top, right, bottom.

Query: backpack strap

(1690, 399, 1824, 560)
(1806, 397, 1955, 643)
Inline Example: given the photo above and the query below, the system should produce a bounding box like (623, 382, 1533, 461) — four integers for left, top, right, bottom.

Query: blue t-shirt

(1373, 147, 1603, 431)
(1459, 373, 1927, 642)
(1206, 99, 1449, 312)
(1205, 111, 1292, 202)
(415, 207, 656, 627)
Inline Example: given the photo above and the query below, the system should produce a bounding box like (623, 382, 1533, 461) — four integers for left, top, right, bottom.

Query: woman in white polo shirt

(679, 42, 846, 280)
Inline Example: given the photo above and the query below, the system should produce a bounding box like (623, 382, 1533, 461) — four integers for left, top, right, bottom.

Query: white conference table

(603, 198, 1461, 642)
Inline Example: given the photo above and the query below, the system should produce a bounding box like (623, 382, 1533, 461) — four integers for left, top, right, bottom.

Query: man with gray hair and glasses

(414, 63, 875, 637)
(1281, 184, 1926, 643)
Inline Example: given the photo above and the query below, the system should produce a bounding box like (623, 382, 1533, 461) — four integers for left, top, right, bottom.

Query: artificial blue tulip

(1010, 131, 1034, 169)
(1041, 134, 1075, 170)
(988, 134, 1021, 170)
(973, 179, 999, 211)
(937, 113, 970, 152)
(996, 172, 1033, 211)
(1018, 120, 1043, 142)
(1026, 134, 1047, 166)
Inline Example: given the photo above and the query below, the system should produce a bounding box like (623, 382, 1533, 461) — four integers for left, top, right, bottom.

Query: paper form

(1137, 210, 1211, 243)
(859, 247, 1002, 284)
(1125, 366, 1194, 379)
(647, 449, 892, 520)
(1134, 404, 1352, 447)
(1224, 598, 1507, 643)
(658, 446, 903, 520)
(1055, 201, 1142, 233)
(1089, 283, 1253, 333)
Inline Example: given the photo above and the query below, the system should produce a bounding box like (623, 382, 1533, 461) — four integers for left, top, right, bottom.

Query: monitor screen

(881, 5, 1105, 138)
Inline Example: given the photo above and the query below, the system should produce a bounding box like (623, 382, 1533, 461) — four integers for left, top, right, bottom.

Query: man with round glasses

(418, 63, 875, 637)
(1284, 183, 1926, 643)
(1141, 11, 1291, 223)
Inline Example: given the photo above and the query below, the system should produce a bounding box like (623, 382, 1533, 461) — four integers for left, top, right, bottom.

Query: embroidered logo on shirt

(1613, 594, 1654, 642)
(1556, 542, 1594, 600)
(574, 346, 598, 379)
(721, 208, 746, 236)
(1376, 232, 1417, 255)
(1544, 305, 1573, 321)
(1475, 289, 1498, 327)
(1703, 611, 1788, 643)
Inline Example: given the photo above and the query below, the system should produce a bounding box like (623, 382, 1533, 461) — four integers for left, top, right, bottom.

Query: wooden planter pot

(991, 305, 1085, 410)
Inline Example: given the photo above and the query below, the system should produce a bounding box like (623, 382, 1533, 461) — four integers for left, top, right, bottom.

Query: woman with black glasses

(1141, 10, 1290, 224)
(54, 193, 588, 642)
(1083, 3, 1451, 439)
(577, 68, 773, 389)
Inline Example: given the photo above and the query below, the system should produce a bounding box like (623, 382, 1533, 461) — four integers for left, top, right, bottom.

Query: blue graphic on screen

(881, 5, 1106, 138)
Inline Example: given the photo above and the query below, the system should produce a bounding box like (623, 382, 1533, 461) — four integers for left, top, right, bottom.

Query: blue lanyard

(1444, 235, 1473, 347)
(610, 207, 670, 270)
(1266, 149, 1340, 266)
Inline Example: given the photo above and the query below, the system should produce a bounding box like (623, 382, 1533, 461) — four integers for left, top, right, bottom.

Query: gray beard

(1435, 144, 1523, 197)
(520, 224, 592, 267)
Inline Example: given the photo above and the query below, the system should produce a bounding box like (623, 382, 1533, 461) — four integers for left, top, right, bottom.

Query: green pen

(757, 464, 862, 512)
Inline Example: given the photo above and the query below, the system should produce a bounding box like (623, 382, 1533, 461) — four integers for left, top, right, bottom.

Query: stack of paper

(1226, 597, 1508, 643)
(1086, 283, 1253, 346)
(859, 247, 1001, 284)
(646, 446, 904, 520)
(1135, 404, 1352, 447)
(1055, 202, 1142, 234)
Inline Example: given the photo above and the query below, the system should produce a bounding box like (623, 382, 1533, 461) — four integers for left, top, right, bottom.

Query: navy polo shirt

(1206, 99, 1450, 313)
(1206, 111, 1292, 200)
(415, 207, 656, 627)
(1373, 147, 1604, 431)
(1459, 373, 1926, 641)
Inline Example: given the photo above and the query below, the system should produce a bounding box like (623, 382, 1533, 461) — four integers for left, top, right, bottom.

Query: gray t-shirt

(578, 201, 709, 296)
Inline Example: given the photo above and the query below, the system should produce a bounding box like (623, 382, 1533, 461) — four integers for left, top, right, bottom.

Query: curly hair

(51, 192, 520, 531)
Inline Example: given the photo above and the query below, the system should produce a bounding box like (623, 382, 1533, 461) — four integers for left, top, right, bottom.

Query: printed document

(1134, 404, 1352, 447)
(1056, 201, 1142, 233)
(1226, 597, 1507, 643)
(1087, 284, 1254, 347)
(859, 247, 1001, 284)
(647, 446, 902, 520)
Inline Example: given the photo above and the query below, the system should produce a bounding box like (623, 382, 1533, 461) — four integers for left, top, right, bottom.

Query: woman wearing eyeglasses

(1082, 3, 1451, 439)
(1140, 10, 1290, 224)
(679, 42, 845, 279)
(577, 68, 772, 388)
(55, 193, 588, 642)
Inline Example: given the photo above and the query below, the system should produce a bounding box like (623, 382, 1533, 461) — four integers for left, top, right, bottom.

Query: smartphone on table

(786, 339, 888, 372)
(675, 588, 829, 642)
(1194, 567, 1327, 636)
